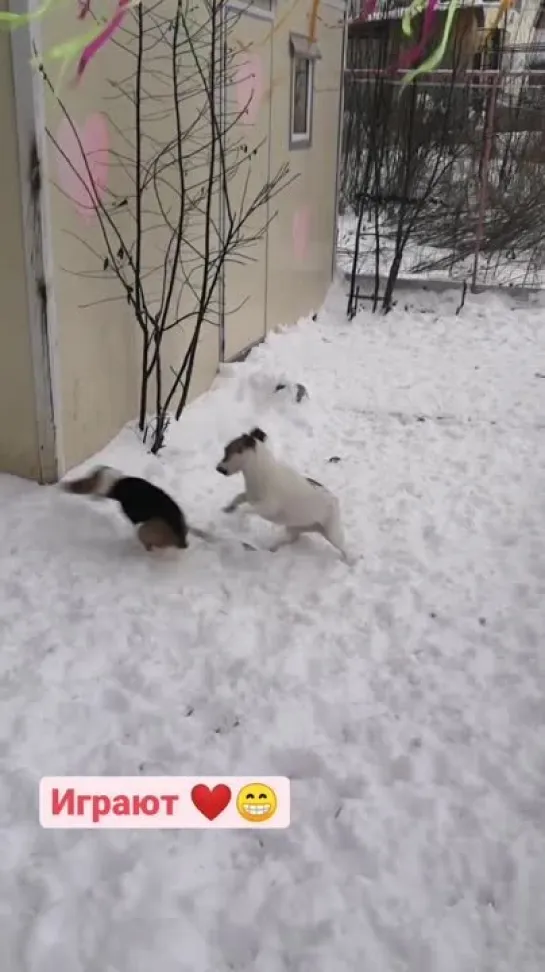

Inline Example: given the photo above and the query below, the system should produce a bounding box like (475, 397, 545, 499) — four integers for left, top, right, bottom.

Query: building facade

(1, 0, 346, 481)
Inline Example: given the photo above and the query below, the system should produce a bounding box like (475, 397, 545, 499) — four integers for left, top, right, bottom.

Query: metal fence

(340, 12, 545, 312)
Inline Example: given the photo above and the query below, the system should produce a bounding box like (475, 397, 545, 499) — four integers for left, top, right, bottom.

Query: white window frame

(226, 0, 275, 20)
(289, 34, 321, 150)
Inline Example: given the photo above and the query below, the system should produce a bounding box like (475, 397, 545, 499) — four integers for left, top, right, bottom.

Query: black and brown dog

(61, 466, 190, 551)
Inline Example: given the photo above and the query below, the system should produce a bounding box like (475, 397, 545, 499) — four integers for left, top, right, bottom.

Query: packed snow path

(1, 282, 545, 972)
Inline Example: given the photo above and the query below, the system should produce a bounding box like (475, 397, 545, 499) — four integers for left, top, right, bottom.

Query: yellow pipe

(309, 0, 321, 42)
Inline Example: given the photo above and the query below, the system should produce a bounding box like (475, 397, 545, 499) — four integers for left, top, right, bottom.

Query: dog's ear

(249, 427, 267, 443)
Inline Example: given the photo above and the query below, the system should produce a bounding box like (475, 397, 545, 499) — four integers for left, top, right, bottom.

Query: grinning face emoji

(236, 783, 277, 823)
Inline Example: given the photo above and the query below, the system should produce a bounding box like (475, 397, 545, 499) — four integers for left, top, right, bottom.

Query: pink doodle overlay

(235, 54, 264, 126)
(77, 0, 130, 81)
(55, 114, 109, 222)
(292, 205, 312, 262)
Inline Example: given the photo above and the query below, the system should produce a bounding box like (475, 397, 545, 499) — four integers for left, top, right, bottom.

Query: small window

(289, 34, 321, 149)
(292, 57, 311, 136)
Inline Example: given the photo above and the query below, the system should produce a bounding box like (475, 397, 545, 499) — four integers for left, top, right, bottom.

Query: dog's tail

(61, 465, 121, 499)
(249, 427, 267, 443)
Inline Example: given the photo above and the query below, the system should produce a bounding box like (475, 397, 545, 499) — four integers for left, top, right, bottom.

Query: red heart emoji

(191, 784, 231, 821)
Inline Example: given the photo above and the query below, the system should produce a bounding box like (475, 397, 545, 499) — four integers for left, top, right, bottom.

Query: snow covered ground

(2, 278, 545, 971)
(337, 211, 545, 289)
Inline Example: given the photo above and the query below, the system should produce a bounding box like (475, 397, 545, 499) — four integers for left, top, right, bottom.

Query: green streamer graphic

(402, 0, 428, 38)
(401, 0, 460, 86)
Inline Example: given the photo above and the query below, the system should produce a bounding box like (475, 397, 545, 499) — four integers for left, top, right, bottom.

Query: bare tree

(342, 14, 476, 314)
(41, 0, 294, 452)
(342, 17, 545, 305)
(411, 76, 545, 287)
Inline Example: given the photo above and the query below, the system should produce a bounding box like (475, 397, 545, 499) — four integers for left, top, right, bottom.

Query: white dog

(216, 427, 348, 561)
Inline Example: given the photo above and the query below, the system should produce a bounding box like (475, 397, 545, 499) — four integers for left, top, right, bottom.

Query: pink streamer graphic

(76, 0, 130, 80)
(55, 114, 110, 222)
(397, 0, 439, 71)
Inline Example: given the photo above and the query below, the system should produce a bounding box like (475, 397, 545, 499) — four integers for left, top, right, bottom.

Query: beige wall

(8, 0, 343, 478)
(267, 0, 344, 331)
(0, 5, 41, 480)
(41, 0, 222, 469)
(222, 10, 272, 360)
(222, 0, 344, 356)
(42, 5, 140, 471)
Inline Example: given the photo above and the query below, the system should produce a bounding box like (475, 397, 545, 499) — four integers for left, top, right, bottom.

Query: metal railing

(341, 43, 545, 308)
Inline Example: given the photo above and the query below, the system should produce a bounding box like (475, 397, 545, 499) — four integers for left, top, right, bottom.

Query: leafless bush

(41, 0, 294, 452)
(342, 16, 545, 313)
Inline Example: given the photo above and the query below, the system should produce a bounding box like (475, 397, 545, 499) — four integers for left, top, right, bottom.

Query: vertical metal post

(471, 72, 499, 293)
